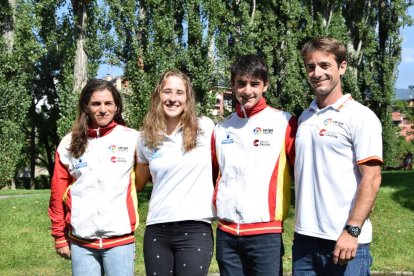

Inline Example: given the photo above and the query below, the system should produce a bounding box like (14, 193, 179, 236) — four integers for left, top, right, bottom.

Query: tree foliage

(0, 1, 36, 188)
(1, 0, 413, 187)
(0, 0, 103, 188)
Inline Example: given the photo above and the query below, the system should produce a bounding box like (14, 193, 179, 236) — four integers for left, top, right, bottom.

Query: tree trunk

(10, 179, 16, 190)
(72, 0, 88, 92)
(3, 0, 16, 53)
(29, 101, 36, 190)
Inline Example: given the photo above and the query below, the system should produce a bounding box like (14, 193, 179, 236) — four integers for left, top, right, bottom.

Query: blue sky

(396, 7, 414, 89)
(97, 64, 123, 78)
(98, 8, 414, 89)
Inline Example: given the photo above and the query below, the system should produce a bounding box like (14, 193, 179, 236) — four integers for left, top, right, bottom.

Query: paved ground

(0, 194, 34, 200)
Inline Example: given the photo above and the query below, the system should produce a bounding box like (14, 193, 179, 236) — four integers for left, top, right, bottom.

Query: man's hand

(333, 230, 358, 265)
(56, 245, 71, 260)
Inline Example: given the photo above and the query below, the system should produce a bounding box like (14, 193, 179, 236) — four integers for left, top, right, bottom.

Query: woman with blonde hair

(136, 70, 215, 276)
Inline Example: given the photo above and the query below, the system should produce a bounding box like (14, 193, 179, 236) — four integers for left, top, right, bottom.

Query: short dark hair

(301, 37, 347, 66)
(231, 54, 269, 85)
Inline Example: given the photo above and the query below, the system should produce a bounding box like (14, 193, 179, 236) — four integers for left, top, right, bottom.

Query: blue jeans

(71, 242, 135, 276)
(292, 233, 372, 276)
(216, 228, 283, 276)
(143, 220, 213, 276)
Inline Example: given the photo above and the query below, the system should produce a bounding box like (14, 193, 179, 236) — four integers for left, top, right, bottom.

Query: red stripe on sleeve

(48, 151, 72, 248)
(285, 115, 298, 167)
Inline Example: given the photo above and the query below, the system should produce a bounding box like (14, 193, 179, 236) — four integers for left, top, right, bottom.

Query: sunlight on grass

(0, 171, 413, 275)
(370, 172, 414, 272)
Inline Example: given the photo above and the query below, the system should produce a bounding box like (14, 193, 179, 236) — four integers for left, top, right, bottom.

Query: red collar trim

(87, 121, 118, 138)
(236, 98, 267, 118)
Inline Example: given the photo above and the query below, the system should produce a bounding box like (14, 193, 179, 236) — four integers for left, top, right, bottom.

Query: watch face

(350, 227, 359, 236)
(346, 225, 361, 237)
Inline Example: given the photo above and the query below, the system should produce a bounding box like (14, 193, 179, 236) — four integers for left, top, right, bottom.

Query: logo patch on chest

(221, 132, 234, 144)
(323, 118, 344, 127)
(74, 158, 88, 169)
(319, 129, 338, 138)
(253, 139, 271, 147)
(108, 145, 129, 153)
(110, 156, 127, 163)
(150, 149, 163, 160)
(253, 127, 274, 135)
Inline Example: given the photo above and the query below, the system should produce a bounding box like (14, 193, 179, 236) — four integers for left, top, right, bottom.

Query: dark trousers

(143, 220, 213, 276)
(216, 228, 283, 276)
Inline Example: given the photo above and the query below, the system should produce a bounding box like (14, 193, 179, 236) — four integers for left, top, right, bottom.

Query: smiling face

(86, 89, 117, 129)
(233, 74, 268, 109)
(305, 50, 347, 105)
(160, 75, 187, 121)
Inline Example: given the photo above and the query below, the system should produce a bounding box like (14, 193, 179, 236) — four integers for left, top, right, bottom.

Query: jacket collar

(236, 97, 267, 118)
(87, 121, 118, 138)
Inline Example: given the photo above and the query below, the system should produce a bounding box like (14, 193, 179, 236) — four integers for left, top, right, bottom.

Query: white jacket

(49, 123, 139, 249)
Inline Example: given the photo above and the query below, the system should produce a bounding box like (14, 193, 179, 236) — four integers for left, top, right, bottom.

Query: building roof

(392, 111, 404, 122)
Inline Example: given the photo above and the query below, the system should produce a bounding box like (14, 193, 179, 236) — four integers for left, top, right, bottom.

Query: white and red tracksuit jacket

(48, 121, 139, 249)
(212, 98, 297, 236)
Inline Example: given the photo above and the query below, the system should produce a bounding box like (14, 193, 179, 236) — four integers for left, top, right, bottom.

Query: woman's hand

(56, 245, 71, 260)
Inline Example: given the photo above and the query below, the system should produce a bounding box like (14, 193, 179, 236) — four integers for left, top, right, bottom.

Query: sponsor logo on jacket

(221, 133, 234, 144)
(74, 158, 88, 169)
(253, 127, 274, 135)
(110, 156, 127, 163)
(253, 139, 271, 146)
(108, 145, 129, 153)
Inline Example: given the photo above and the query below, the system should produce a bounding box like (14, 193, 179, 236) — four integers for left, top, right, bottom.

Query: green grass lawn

(0, 170, 413, 275)
(370, 170, 414, 272)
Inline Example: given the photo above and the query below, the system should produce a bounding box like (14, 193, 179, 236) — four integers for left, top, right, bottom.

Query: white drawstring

(240, 104, 248, 119)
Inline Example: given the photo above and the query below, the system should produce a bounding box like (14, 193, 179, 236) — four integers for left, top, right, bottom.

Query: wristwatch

(344, 224, 361, 237)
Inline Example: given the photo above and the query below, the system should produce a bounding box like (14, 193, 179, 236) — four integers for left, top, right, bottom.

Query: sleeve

(48, 150, 73, 249)
(201, 116, 215, 134)
(352, 108, 383, 165)
(211, 127, 219, 187)
(285, 115, 298, 167)
(136, 133, 149, 165)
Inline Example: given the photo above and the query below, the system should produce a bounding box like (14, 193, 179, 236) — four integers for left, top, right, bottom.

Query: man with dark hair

(212, 54, 297, 275)
(293, 37, 383, 275)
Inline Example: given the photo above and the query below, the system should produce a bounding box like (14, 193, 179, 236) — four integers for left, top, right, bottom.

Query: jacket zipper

(99, 238, 103, 249)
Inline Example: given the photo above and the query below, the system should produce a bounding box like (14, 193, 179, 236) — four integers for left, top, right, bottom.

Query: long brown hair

(68, 79, 125, 158)
(141, 70, 200, 152)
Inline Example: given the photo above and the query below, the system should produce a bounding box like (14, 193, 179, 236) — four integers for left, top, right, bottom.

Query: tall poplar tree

(3, 0, 412, 188)
(105, 0, 219, 127)
(299, 0, 413, 165)
(25, 0, 68, 187)
(57, 0, 104, 138)
(0, 0, 37, 188)
(366, 0, 412, 166)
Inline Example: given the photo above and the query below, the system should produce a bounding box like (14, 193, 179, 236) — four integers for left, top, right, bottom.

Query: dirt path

(0, 194, 42, 200)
